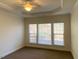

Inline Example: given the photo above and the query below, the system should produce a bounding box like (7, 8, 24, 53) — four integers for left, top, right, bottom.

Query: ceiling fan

(16, 0, 41, 11)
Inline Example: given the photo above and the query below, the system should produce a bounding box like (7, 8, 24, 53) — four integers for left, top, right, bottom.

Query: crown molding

(0, 1, 14, 12)
(24, 13, 70, 18)
(0, 1, 23, 17)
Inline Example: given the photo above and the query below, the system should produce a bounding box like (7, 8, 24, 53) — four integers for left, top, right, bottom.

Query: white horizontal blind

(53, 23, 64, 45)
(29, 23, 64, 46)
(29, 24, 37, 43)
(38, 24, 52, 45)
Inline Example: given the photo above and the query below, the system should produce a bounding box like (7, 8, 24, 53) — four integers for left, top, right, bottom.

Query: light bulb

(24, 7, 32, 11)
(24, 2, 32, 11)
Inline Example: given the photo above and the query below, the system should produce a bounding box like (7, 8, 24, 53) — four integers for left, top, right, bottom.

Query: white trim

(0, 46, 24, 59)
(0, 2, 23, 17)
(61, 0, 64, 8)
(0, 2, 14, 11)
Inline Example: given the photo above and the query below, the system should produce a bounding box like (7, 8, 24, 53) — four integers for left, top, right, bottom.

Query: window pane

(54, 23, 64, 34)
(38, 24, 52, 45)
(29, 24, 37, 33)
(54, 34, 64, 45)
(53, 23, 64, 46)
(29, 24, 37, 43)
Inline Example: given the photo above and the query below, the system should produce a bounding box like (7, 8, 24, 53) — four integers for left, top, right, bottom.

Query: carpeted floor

(2, 47, 73, 59)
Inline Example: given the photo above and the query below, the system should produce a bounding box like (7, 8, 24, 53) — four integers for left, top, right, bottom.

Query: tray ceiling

(0, 0, 76, 17)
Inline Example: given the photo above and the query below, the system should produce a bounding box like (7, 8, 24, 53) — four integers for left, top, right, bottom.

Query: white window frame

(28, 22, 64, 46)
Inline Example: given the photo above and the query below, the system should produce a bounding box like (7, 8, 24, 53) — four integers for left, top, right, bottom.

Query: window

(29, 24, 37, 43)
(38, 24, 52, 45)
(29, 23, 64, 46)
(53, 23, 64, 45)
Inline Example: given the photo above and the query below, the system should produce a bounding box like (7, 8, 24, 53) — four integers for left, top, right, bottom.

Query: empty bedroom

(0, 0, 78, 59)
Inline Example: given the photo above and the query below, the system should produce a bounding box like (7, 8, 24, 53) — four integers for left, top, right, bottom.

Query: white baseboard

(71, 51, 74, 59)
(1, 46, 24, 59)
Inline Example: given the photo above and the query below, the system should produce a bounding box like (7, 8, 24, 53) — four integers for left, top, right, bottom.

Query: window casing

(29, 23, 64, 46)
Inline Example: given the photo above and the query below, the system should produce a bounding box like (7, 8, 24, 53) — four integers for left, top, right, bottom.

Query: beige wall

(0, 9, 24, 58)
(71, 1, 78, 59)
(24, 14, 71, 51)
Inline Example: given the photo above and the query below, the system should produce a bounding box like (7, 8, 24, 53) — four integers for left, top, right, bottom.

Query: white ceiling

(0, 0, 76, 17)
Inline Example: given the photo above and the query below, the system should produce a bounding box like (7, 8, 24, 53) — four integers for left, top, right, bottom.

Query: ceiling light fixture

(24, 2, 33, 11)
(16, 0, 41, 12)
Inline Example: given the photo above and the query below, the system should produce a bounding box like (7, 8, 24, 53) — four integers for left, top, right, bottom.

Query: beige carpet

(2, 47, 73, 59)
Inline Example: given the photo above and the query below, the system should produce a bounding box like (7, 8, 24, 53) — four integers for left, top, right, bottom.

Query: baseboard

(0, 56, 2, 59)
(25, 45, 71, 52)
(1, 46, 24, 59)
(71, 51, 74, 59)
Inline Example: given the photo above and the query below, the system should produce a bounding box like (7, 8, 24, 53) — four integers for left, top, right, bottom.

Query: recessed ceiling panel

(24, 0, 62, 13)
